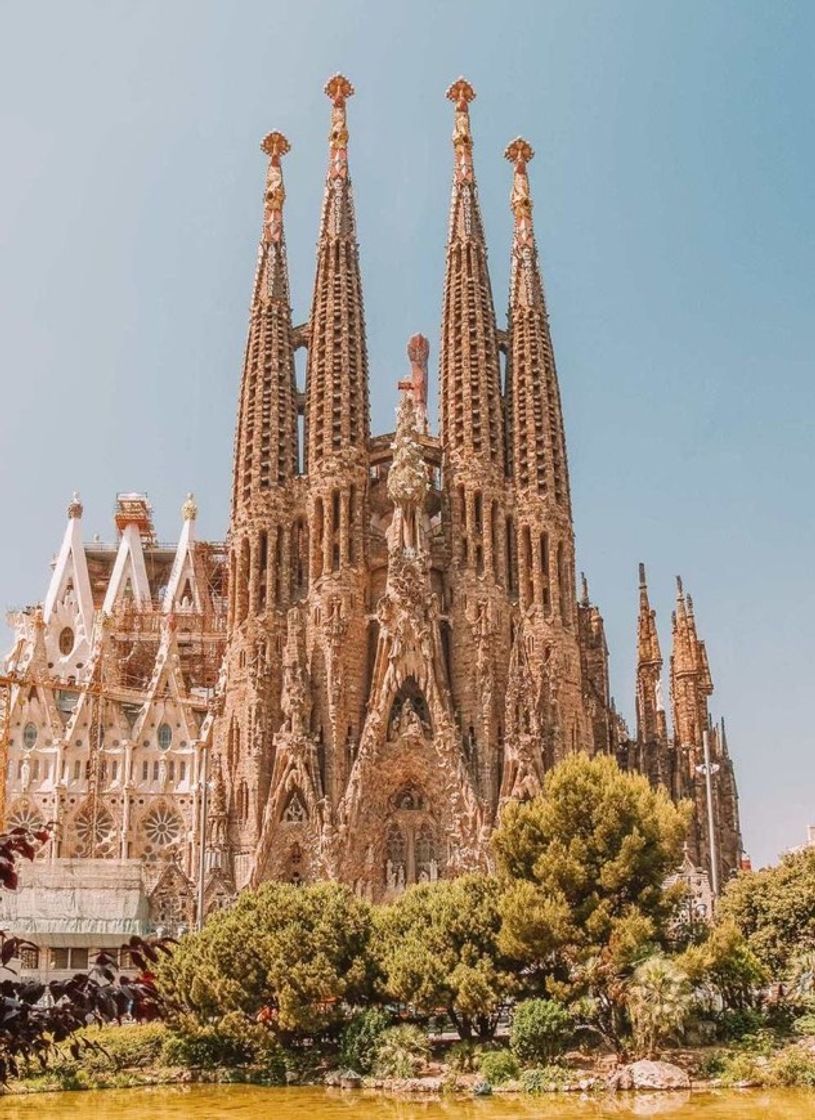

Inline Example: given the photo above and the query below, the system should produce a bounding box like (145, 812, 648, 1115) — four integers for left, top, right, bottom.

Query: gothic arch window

(415, 823, 438, 883)
(539, 533, 551, 614)
(141, 803, 184, 861)
(69, 803, 117, 858)
(59, 627, 75, 656)
(238, 780, 249, 823)
(22, 723, 38, 750)
(313, 499, 324, 580)
(157, 723, 172, 751)
(282, 790, 307, 824)
(257, 530, 268, 611)
(385, 823, 407, 891)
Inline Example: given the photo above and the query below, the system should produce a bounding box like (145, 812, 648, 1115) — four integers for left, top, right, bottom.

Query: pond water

(0, 1086, 813, 1120)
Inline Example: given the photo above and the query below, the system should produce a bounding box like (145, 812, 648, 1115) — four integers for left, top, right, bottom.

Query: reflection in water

(0, 1086, 812, 1120)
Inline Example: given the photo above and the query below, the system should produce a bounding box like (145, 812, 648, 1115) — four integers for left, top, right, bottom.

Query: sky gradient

(1, 1, 813, 867)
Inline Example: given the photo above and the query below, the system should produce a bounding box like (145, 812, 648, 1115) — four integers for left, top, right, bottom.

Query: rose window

(143, 804, 183, 850)
(72, 805, 116, 857)
(6, 802, 45, 835)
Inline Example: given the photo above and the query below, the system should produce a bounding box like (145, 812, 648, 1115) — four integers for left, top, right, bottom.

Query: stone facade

(1, 76, 742, 918)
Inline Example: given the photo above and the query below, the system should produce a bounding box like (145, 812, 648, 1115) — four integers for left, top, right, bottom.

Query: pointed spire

(67, 491, 83, 520)
(504, 137, 570, 507)
(305, 74, 369, 471)
(635, 563, 664, 747)
(580, 571, 590, 607)
(182, 492, 198, 522)
(232, 130, 298, 519)
(439, 78, 504, 471)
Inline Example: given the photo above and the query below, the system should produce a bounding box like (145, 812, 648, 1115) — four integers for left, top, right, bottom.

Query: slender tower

(503, 137, 585, 766)
(635, 563, 670, 787)
(670, 578, 741, 883)
(303, 75, 370, 804)
(439, 79, 512, 810)
(220, 130, 299, 884)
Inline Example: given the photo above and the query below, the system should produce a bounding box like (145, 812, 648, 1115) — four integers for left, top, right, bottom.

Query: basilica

(1, 77, 742, 927)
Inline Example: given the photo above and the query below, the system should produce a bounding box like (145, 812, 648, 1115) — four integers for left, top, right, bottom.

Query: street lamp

(695, 728, 721, 900)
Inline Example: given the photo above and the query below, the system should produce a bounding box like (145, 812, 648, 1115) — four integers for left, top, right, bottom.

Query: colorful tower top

(439, 78, 504, 473)
(231, 129, 298, 521)
(504, 137, 570, 509)
(305, 74, 369, 471)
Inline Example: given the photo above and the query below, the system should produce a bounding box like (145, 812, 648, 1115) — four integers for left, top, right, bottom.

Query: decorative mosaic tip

(324, 73, 354, 104)
(446, 77, 476, 106)
(504, 136, 535, 166)
(182, 492, 198, 521)
(260, 131, 291, 160)
(67, 491, 83, 519)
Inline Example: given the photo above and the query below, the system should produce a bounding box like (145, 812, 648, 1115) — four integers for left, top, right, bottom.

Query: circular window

(6, 802, 45, 834)
(143, 804, 182, 847)
(157, 723, 172, 750)
(22, 723, 38, 750)
(58, 627, 75, 656)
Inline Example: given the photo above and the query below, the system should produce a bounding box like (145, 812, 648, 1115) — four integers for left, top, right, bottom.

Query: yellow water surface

(0, 1086, 813, 1120)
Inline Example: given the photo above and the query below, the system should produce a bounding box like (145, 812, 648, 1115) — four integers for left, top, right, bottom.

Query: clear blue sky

(1, 1, 812, 867)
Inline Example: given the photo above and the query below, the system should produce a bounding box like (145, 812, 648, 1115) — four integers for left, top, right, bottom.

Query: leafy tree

(717, 848, 815, 976)
(510, 998, 571, 1063)
(374, 874, 517, 1040)
(677, 920, 767, 1011)
(493, 754, 689, 970)
(626, 954, 692, 1057)
(492, 755, 688, 1049)
(157, 880, 375, 1041)
(0, 826, 168, 1081)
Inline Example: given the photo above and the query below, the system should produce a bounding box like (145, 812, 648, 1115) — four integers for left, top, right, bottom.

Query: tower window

(157, 724, 172, 750)
(59, 627, 74, 656)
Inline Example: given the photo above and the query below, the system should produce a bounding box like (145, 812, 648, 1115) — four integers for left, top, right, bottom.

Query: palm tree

(627, 955, 692, 1057)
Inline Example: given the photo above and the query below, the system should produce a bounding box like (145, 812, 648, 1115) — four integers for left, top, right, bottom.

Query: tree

(374, 874, 517, 1039)
(493, 754, 689, 973)
(158, 880, 376, 1040)
(0, 827, 167, 1081)
(677, 920, 767, 1011)
(626, 954, 692, 1057)
(717, 848, 815, 976)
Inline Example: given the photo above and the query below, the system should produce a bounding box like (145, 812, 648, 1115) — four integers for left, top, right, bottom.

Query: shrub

(339, 1008, 391, 1074)
(373, 1025, 430, 1078)
(716, 1007, 766, 1041)
(768, 1044, 815, 1088)
(161, 1012, 285, 1081)
(446, 1039, 483, 1072)
(479, 1048, 520, 1086)
(792, 1012, 815, 1037)
(519, 1065, 574, 1093)
(67, 1023, 168, 1073)
(510, 999, 571, 1064)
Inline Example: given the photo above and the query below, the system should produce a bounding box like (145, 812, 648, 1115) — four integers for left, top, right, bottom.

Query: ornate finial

(259, 130, 290, 244)
(67, 491, 83, 520)
(398, 334, 429, 429)
(324, 74, 354, 179)
(504, 137, 535, 234)
(676, 575, 684, 597)
(446, 78, 476, 183)
(182, 492, 198, 522)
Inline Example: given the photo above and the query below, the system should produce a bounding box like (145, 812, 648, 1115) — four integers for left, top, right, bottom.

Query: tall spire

(504, 138, 570, 509)
(232, 130, 298, 521)
(305, 74, 369, 471)
(636, 563, 666, 746)
(439, 78, 504, 471)
(671, 577, 713, 748)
